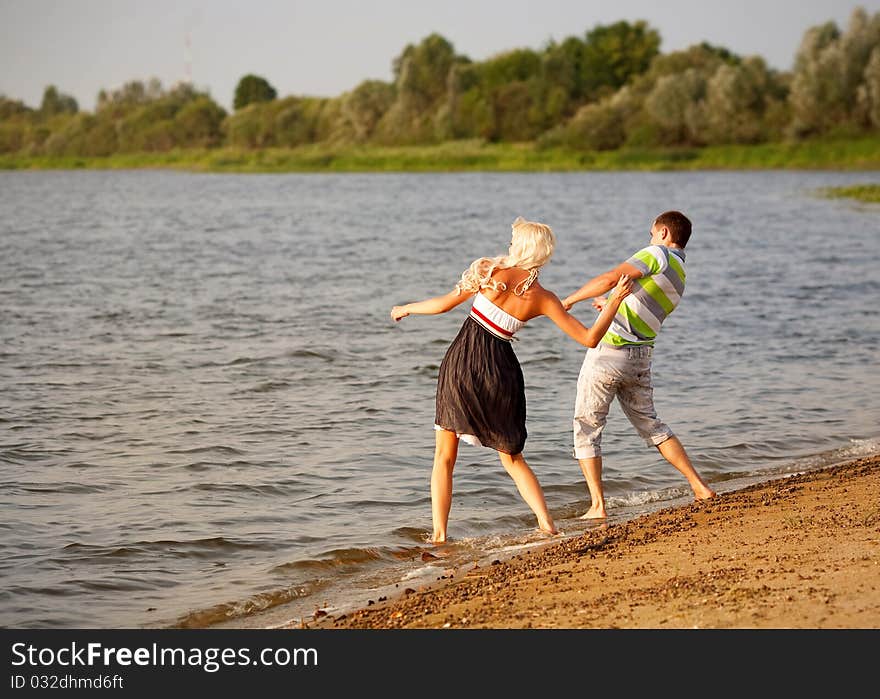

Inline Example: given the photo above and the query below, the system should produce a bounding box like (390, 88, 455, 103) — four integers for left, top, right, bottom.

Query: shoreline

(2, 137, 880, 173)
(295, 454, 880, 629)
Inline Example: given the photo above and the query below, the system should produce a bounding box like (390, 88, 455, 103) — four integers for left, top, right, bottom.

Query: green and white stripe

(603, 246, 686, 347)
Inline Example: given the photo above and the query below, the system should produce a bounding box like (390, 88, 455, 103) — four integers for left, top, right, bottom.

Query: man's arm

(563, 261, 643, 310)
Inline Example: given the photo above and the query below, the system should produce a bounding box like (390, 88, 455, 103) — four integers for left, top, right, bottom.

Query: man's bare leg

(430, 430, 459, 543)
(656, 436, 716, 500)
(578, 456, 607, 519)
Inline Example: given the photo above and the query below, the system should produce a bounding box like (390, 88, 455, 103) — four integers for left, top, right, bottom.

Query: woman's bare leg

(498, 452, 557, 534)
(431, 430, 459, 543)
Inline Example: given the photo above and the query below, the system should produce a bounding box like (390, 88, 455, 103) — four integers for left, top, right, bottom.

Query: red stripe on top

(470, 306, 514, 337)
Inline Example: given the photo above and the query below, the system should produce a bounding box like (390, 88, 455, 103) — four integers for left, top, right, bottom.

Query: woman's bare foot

(538, 518, 558, 536)
(579, 503, 607, 520)
(430, 532, 447, 544)
(536, 527, 562, 538)
(693, 484, 716, 500)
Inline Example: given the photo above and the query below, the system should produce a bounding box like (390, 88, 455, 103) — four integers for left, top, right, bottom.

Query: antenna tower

(184, 32, 192, 84)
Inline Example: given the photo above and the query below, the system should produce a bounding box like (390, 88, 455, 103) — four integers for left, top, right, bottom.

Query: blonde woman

(391, 217, 631, 543)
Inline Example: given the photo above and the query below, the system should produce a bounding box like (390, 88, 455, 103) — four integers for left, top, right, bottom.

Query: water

(1, 169, 878, 629)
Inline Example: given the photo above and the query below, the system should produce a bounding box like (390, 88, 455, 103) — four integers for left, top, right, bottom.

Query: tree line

(1, 8, 878, 157)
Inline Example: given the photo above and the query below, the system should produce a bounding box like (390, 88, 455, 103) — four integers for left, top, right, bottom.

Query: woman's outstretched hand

(608, 274, 633, 302)
(391, 305, 409, 322)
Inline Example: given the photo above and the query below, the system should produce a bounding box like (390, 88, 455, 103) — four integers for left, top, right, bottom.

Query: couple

(391, 212, 715, 543)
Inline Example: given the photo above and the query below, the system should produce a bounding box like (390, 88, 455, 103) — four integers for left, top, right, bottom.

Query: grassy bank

(820, 183, 880, 202)
(2, 137, 880, 173)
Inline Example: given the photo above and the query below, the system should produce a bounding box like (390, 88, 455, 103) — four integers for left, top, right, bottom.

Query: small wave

(182, 459, 259, 472)
(270, 547, 388, 573)
(58, 432, 107, 440)
(88, 311, 132, 321)
(606, 486, 690, 509)
(168, 445, 245, 456)
(0, 449, 49, 464)
(783, 437, 880, 472)
(36, 362, 90, 369)
(68, 577, 159, 593)
(225, 356, 267, 367)
(58, 545, 153, 561)
(269, 542, 436, 575)
(520, 353, 562, 365)
(63, 536, 276, 559)
(189, 482, 297, 497)
(285, 349, 336, 362)
(193, 355, 273, 368)
(391, 526, 431, 542)
(18, 483, 109, 495)
(171, 579, 331, 629)
(703, 437, 880, 485)
(236, 380, 290, 394)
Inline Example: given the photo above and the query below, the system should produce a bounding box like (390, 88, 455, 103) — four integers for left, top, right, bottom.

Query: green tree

(858, 47, 880, 127)
(274, 96, 323, 146)
(789, 8, 880, 136)
(39, 85, 78, 116)
(97, 79, 163, 111)
(542, 36, 586, 101)
(174, 97, 227, 147)
(580, 21, 661, 97)
(82, 120, 119, 156)
(223, 101, 277, 147)
(0, 123, 27, 153)
(42, 113, 95, 156)
(553, 99, 625, 150)
(341, 80, 395, 142)
(643, 68, 707, 145)
(393, 33, 457, 108)
(376, 33, 462, 144)
(442, 62, 493, 139)
(697, 57, 786, 143)
(0, 96, 31, 120)
(233, 74, 278, 111)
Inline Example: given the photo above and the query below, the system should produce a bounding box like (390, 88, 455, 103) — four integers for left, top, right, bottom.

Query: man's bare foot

(579, 504, 607, 520)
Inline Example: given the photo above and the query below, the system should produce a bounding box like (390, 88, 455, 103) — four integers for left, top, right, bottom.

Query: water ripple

(1, 169, 878, 628)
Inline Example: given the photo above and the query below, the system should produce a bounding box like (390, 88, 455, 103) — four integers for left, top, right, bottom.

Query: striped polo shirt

(602, 245, 686, 347)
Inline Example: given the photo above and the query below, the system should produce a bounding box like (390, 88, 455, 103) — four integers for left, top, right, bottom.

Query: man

(563, 210, 715, 518)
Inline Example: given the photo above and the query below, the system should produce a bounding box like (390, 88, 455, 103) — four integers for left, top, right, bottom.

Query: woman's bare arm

(391, 289, 474, 321)
(562, 262, 643, 310)
(541, 275, 632, 347)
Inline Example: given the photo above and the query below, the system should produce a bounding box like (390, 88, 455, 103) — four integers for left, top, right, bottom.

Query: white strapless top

(469, 293, 526, 341)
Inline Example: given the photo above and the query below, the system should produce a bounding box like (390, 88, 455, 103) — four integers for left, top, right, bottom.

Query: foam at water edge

(787, 437, 880, 472)
(606, 486, 691, 509)
(400, 565, 445, 581)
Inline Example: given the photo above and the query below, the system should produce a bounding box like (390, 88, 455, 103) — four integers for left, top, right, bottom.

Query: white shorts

(572, 344, 674, 459)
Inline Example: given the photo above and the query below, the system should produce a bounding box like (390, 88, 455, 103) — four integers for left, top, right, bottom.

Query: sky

(2, 0, 880, 112)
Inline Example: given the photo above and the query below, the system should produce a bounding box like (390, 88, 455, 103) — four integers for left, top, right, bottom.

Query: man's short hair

(655, 211, 692, 248)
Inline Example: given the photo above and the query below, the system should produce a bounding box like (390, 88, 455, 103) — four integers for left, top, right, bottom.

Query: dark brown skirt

(435, 317, 526, 455)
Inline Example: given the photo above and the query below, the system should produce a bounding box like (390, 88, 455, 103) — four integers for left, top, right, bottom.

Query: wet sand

(299, 454, 880, 629)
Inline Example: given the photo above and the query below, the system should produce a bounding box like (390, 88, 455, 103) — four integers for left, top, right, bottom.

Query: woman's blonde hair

(455, 217, 556, 295)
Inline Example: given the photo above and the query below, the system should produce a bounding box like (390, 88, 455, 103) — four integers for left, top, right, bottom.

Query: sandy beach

(299, 454, 880, 629)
